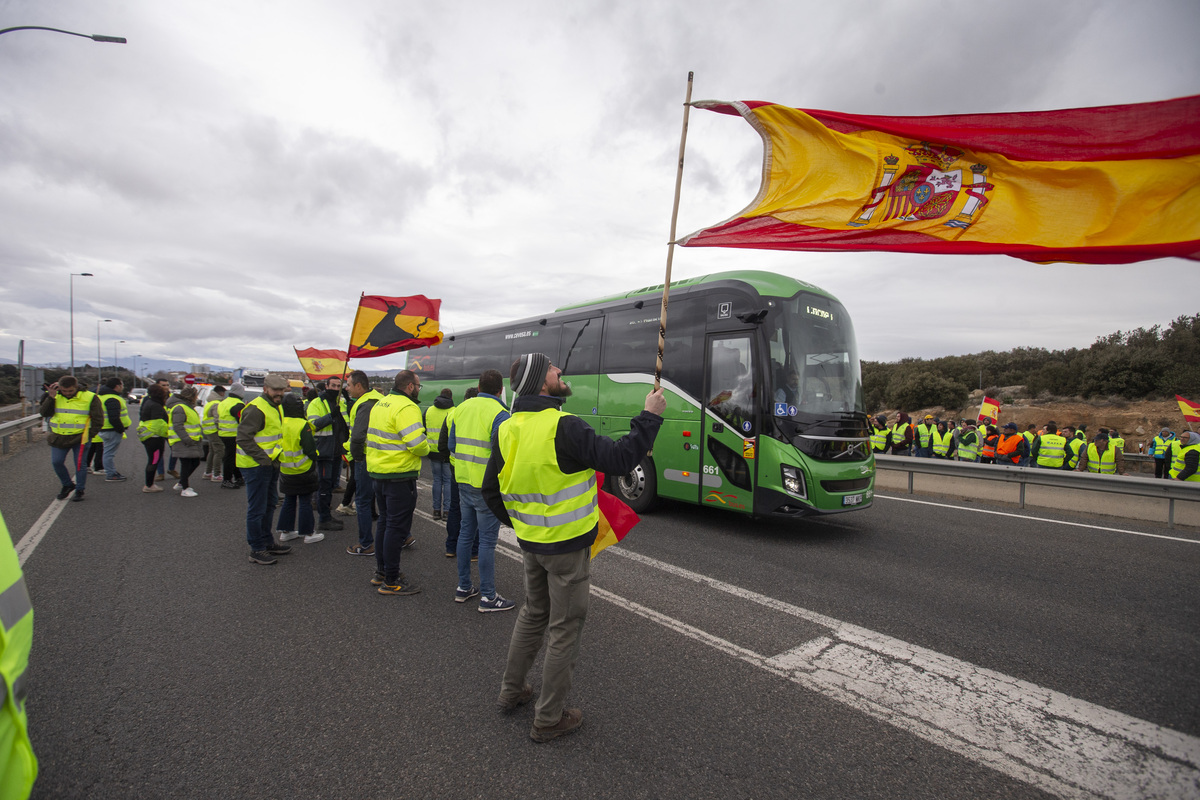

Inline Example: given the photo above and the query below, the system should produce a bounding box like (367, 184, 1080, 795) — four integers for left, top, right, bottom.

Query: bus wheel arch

(614, 454, 657, 514)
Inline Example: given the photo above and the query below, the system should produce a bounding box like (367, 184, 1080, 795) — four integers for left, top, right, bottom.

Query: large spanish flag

(680, 96, 1200, 264)
(348, 294, 442, 358)
(294, 347, 348, 380)
(590, 473, 640, 560)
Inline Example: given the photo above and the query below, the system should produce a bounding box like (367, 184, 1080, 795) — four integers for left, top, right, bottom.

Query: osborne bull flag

(294, 347, 349, 380)
(347, 294, 442, 359)
(679, 95, 1200, 264)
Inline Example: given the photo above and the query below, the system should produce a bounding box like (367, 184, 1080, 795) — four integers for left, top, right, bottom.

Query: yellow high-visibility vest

(497, 409, 599, 546)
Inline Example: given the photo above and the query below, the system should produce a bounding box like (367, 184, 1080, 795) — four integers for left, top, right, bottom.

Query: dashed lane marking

(495, 528, 1200, 799)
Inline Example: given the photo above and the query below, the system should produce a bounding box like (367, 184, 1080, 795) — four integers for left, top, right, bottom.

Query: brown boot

(497, 683, 533, 713)
(530, 708, 582, 742)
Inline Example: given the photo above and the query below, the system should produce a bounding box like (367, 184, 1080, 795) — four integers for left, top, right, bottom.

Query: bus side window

(560, 318, 600, 375)
(463, 332, 514, 380)
(438, 340, 465, 380)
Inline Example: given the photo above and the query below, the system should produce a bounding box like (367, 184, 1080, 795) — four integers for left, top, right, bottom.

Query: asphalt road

(2, 425, 1198, 799)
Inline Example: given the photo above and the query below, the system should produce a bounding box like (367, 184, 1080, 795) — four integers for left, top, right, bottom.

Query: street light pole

(69, 272, 93, 376)
(114, 340, 126, 383)
(0, 26, 126, 43)
(96, 319, 112, 387)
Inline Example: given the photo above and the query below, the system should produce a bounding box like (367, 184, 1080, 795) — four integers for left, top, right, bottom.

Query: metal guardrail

(0, 414, 42, 454)
(874, 454, 1200, 529)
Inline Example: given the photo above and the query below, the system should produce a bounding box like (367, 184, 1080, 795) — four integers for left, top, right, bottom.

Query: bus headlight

(781, 465, 806, 499)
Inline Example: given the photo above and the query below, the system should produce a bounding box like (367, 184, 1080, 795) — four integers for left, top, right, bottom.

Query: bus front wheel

(615, 455, 657, 513)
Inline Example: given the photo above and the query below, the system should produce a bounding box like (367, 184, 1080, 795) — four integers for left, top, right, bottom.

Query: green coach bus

(410, 270, 874, 518)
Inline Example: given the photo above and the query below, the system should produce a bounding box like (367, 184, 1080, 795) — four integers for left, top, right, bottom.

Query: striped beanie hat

(512, 352, 551, 397)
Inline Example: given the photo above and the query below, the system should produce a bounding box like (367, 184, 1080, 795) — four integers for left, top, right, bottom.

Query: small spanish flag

(590, 473, 640, 559)
(681, 95, 1200, 264)
(294, 347, 349, 380)
(978, 396, 1001, 425)
(348, 294, 442, 359)
(1177, 395, 1200, 424)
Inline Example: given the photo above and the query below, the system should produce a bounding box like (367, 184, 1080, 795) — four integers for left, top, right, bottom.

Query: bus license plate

(842, 493, 863, 506)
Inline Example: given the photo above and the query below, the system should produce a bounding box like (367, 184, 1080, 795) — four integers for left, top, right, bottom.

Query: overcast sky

(1, 0, 1197, 374)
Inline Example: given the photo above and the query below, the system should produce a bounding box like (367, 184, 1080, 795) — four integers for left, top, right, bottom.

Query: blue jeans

(99, 430, 123, 477)
(430, 460, 452, 513)
(50, 443, 88, 491)
(443, 466, 476, 557)
(242, 464, 279, 552)
(316, 459, 342, 522)
(278, 492, 315, 536)
(458, 483, 500, 598)
(374, 478, 417, 582)
(353, 460, 376, 549)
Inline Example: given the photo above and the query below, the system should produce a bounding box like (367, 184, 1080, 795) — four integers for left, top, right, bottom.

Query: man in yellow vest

(217, 384, 248, 489)
(1076, 432, 1127, 475)
(869, 415, 890, 455)
(1032, 421, 1067, 469)
(424, 388, 455, 521)
(346, 370, 384, 557)
(201, 385, 226, 482)
(39, 376, 104, 502)
(306, 377, 349, 532)
(236, 375, 291, 565)
(482, 353, 665, 743)
(1150, 427, 1176, 480)
(365, 370, 429, 594)
(97, 377, 131, 482)
(0, 510, 36, 798)
(449, 370, 512, 612)
(1170, 430, 1200, 481)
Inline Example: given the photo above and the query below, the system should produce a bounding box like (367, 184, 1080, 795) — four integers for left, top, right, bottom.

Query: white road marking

(495, 528, 1200, 799)
(875, 493, 1200, 545)
(16, 498, 72, 566)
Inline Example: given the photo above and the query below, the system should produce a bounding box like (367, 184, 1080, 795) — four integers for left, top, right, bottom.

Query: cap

(264, 375, 289, 390)
(1002, 422, 1017, 430)
(875, 414, 886, 424)
(213, 385, 227, 394)
(512, 353, 551, 397)
(228, 383, 246, 398)
(924, 414, 934, 420)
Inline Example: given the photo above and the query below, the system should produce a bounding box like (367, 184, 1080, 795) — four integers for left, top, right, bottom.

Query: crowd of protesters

(869, 411, 1199, 479)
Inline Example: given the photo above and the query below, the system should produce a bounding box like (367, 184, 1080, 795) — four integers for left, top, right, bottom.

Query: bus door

(700, 333, 757, 512)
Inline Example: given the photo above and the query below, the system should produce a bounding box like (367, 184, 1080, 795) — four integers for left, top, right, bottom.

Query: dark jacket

(349, 392, 383, 463)
(39, 391, 104, 449)
(425, 395, 455, 462)
(98, 385, 127, 433)
(280, 424, 320, 495)
(482, 394, 663, 556)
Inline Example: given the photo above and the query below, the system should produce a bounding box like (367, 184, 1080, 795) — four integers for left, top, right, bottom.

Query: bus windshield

(766, 293, 864, 419)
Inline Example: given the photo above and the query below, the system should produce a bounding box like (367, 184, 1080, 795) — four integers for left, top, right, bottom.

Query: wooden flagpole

(655, 71, 694, 392)
(340, 292, 364, 386)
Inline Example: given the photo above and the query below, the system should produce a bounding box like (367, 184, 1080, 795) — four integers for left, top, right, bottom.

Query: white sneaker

(181, 488, 198, 498)
(278, 531, 300, 542)
(210, 475, 224, 483)
(202, 472, 213, 479)
(89, 467, 103, 475)
(304, 532, 325, 544)
(336, 503, 357, 516)
(173, 482, 183, 491)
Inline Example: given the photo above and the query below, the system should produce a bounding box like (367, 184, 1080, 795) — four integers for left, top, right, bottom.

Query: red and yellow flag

(680, 96, 1200, 264)
(294, 347, 348, 380)
(1177, 394, 1200, 423)
(978, 396, 1001, 425)
(348, 294, 442, 358)
(590, 473, 640, 559)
